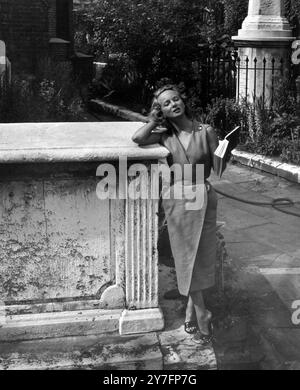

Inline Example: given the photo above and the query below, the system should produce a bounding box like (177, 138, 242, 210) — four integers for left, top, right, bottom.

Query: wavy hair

(150, 84, 193, 133)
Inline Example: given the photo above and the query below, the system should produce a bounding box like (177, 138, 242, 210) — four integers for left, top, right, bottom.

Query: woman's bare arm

(131, 121, 162, 145)
(132, 105, 169, 145)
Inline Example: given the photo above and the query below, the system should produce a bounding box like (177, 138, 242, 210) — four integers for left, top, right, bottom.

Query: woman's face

(157, 90, 185, 119)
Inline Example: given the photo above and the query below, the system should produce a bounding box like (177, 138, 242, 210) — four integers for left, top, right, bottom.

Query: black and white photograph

(0, 0, 300, 375)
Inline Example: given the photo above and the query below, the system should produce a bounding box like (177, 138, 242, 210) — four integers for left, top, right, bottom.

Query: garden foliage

(199, 80, 300, 165)
(75, 0, 234, 105)
(0, 59, 83, 122)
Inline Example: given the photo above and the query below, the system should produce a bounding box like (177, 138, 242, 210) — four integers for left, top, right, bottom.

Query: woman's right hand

(148, 106, 168, 133)
(132, 105, 166, 144)
(149, 105, 164, 124)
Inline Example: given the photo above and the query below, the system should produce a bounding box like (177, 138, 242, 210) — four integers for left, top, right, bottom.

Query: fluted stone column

(233, 0, 295, 106)
(119, 164, 164, 335)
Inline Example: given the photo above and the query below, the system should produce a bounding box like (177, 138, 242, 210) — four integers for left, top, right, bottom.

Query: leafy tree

(221, 0, 248, 35)
(75, 0, 231, 103)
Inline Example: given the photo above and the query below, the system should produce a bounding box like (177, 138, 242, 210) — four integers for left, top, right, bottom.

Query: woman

(132, 84, 219, 345)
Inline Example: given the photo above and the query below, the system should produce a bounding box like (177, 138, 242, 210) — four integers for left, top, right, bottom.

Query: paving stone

(217, 203, 269, 231)
(219, 195, 279, 220)
(262, 186, 300, 202)
(243, 223, 300, 253)
(261, 328, 300, 362)
(267, 253, 300, 268)
(285, 361, 300, 370)
(288, 249, 300, 259)
(158, 326, 217, 370)
(239, 253, 286, 267)
(213, 326, 264, 371)
(223, 230, 277, 262)
(266, 211, 300, 231)
(258, 333, 285, 370)
(221, 166, 271, 184)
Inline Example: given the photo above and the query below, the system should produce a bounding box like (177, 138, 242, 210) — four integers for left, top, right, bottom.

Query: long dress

(160, 121, 218, 297)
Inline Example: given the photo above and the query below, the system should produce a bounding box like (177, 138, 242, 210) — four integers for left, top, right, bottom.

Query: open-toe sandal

(192, 322, 214, 345)
(184, 321, 198, 334)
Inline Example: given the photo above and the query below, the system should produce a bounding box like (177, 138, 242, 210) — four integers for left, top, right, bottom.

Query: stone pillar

(233, 0, 295, 107)
(119, 167, 164, 335)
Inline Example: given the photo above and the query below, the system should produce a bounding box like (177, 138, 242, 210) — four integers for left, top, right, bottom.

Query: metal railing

(196, 49, 298, 109)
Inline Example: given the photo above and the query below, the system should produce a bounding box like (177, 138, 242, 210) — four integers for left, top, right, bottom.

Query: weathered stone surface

(0, 122, 169, 339)
(234, 0, 294, 40)
(0, 122, 169, 163)
(158, 327, 217, 370)
(0, 309, 122, 341)
(0, 333, 162, 370)
(119, 308, 164, 335)
(248, 0, 284, 16)
(231, 149, 300, 184)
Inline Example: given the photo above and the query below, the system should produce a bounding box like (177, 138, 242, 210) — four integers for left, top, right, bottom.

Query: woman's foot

(192, 310, 213, 345)
(184, 296, 198, 334)
(184, 320, 198, 334)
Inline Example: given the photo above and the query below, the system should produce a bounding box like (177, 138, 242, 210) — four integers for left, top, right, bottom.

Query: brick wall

(0, 0, 50, 71)
(0, 0, 73, 72)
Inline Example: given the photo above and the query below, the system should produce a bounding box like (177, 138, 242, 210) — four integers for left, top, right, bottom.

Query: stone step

(0, 333, 162, 370)
(0, 309, 122, 341)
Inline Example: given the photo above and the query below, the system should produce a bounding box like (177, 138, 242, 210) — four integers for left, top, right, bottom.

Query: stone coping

(0, 122, 169, 164)
(90, 99, 147, 123)
(231, 149, 300, 184)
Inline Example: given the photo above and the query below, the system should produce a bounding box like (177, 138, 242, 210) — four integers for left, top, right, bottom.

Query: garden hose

(158, 186, 300, 235)
(214, 188, 300, 218)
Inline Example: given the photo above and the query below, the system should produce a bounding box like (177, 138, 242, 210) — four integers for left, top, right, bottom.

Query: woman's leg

(185, 296, 194, 321)
(190, 290, 211, 335)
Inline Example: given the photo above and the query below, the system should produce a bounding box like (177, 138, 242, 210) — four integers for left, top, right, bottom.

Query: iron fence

(196, 49, 237, 107)
(236, 56, 286, 107)
(196, 49, 298, 110)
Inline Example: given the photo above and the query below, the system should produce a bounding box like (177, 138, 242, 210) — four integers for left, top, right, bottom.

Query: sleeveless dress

(160, 122, 218, 296)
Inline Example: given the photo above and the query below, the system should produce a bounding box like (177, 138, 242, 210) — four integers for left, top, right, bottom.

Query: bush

(189, 97, 244, 155)
(0, 58, 84, 123)
(233, 79, 300, 165)
(286, 0, 300, 35)
(195, 86, 300, 166)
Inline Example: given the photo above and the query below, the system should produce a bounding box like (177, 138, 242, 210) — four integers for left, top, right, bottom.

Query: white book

(214, 126, 240, 178)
